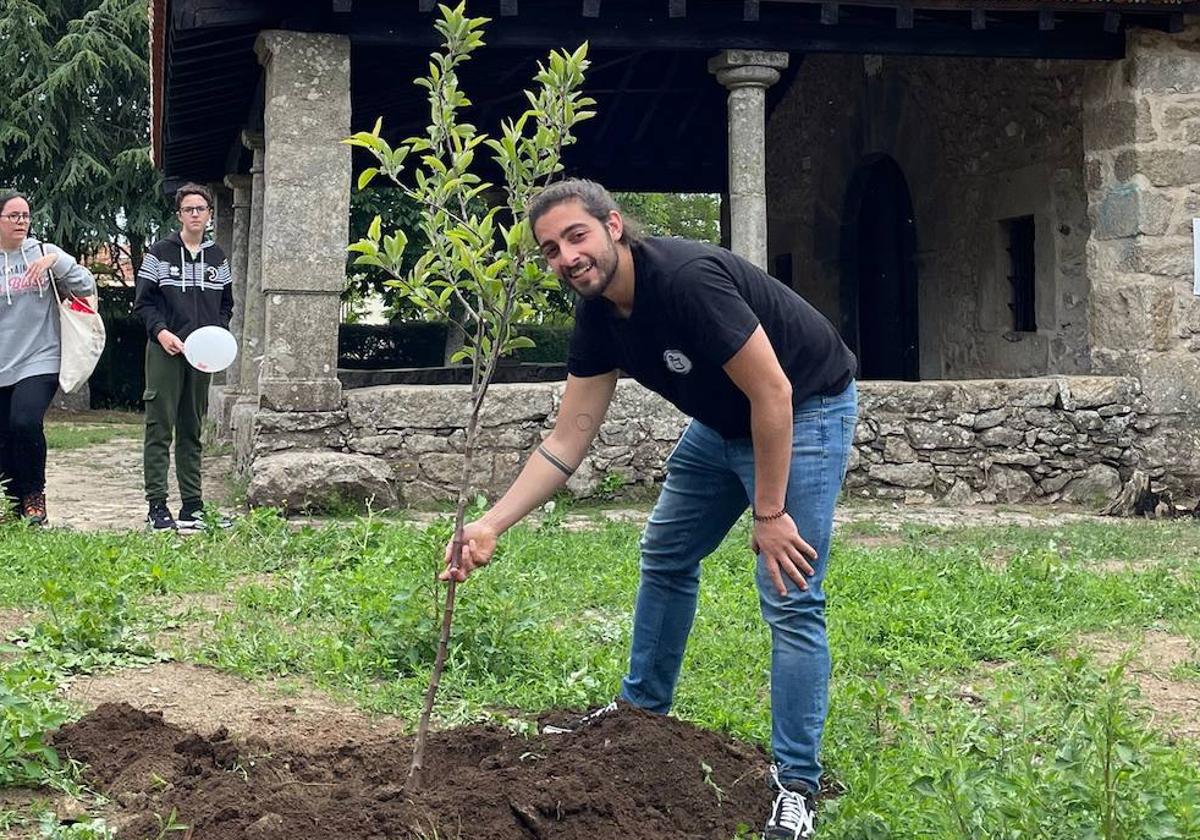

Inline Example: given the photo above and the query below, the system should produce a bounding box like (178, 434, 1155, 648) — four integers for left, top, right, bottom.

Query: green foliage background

(347, 190, 720, 320)
(616, 192, 720, 244)
(0, 0, 171, 276)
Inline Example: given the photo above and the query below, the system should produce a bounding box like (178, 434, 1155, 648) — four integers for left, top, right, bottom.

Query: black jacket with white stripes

(133, 231, 234, 343)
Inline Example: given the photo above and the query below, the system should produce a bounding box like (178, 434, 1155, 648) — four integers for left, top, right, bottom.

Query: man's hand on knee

(751, 514, 817, 595)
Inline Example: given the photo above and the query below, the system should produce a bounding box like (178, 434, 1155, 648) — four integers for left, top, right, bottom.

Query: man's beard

(565, 231, 618, 299)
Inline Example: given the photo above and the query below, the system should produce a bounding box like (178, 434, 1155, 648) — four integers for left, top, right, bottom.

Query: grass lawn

(1, 510, 1198, 837)
(43, 411, 141, 451)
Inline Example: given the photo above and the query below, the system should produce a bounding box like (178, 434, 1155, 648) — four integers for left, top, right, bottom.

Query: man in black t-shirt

(443, 180, 857, 840)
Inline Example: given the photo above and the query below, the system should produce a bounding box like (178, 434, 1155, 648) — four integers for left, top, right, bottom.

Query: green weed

(12, 578, 162, 675)
(44, 423, 139, 451)
(0, 662, 70, 787)
(36, 813, 115, 839)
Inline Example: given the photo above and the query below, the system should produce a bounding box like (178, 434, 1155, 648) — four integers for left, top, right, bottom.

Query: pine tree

(0, 0, 170, 278)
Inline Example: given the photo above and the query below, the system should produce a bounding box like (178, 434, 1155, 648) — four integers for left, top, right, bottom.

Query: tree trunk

(127, 236, 145, 284)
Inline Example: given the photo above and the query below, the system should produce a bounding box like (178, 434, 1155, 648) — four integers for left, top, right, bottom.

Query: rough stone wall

(1082, 21, 1200, 490)
(243, 377, 1160, 511)
(848, 376, 1149, 507)
(765, 53, 1091, 379)
(244, 380, 686, 507)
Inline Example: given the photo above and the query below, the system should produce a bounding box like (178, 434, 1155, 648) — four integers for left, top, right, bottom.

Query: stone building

(149, 0, 1200, 509)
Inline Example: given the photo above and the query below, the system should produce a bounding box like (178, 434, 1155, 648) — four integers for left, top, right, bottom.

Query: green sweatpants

(143, 342, 210, 505)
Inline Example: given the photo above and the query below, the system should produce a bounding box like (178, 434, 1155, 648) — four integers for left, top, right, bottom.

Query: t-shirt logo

(663, 349, 692, 375)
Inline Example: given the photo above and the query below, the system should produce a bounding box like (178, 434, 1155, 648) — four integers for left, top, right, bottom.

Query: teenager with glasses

(0, 190, 97, 525)
(133, 183, 234, 532)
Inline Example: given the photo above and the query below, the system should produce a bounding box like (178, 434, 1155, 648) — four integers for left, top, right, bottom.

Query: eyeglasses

(0, 213, 31, 222)
(179, 206, 211, 216)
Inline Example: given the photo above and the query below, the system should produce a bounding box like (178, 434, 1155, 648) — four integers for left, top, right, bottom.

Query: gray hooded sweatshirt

(1, 236, 96, 388)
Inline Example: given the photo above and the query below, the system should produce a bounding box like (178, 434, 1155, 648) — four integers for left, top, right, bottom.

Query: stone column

(254, 30, 350, 412)
(230, 135, 267, 468)
(223, 174, 252, 394)
(1082, 20, 1200, 491)
(237, 133, 267, 400)
(207, 182, 235, 396)
(708, 50, 789, 270)
(210, 182, 235, 262)
(206, 177, 252, 439)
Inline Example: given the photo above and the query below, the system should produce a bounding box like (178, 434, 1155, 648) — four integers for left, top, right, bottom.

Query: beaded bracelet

(752, 508, 787, 522)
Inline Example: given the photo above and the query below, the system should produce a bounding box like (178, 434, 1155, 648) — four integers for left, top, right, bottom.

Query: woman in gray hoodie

(0, 191, 96, 525)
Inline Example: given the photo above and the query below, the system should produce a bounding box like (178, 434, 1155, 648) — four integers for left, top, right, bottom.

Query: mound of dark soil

(53, 702, 774, 839)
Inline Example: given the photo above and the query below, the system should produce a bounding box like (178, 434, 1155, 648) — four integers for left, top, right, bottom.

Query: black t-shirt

(567, 237, 857, 439)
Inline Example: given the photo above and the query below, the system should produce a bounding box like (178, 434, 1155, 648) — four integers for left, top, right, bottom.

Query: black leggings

(0, 373, 59, 501)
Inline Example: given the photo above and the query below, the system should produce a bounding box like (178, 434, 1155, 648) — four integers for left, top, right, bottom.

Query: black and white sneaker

(178, 503, 233, 532)
(542, 700, 620, 735)
(763, 765, 817, 839)
(147, 502, 177, 531)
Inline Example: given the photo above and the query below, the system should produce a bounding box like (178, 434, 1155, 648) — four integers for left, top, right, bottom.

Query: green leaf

(357, 167, 380, 191)
(911, 776, 937, 797)
(368, 214, 382, 242)
(504, 336, 536, 351)
(343, 131, 385, 152)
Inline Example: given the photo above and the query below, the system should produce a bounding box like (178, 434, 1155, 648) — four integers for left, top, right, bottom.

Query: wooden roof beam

(346, 17, 1128, 60)
(821, 2, 839, 25)
(501, 0, 518, 15)
(896, 1, 914, 29)
(970, 7, 986, 29)
(745, 1, 760, 21)
(670, 0, 686, 17)
(1038, 8, 1054, 30)
(756, 0, 1198, 14)
(583, 0, 601, 17)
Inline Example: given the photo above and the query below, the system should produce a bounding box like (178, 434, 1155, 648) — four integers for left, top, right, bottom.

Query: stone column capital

(254, 30, 287, 66)
(708, 49, 789, 89)
(242, 130, 264, 152)
(224, 174, 252, 206)
(255, 29, 349, 66)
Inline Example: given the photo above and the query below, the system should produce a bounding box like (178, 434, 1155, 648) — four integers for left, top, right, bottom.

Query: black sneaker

(178, 502, 232, 531)
(147, 501, 177, 531)
(542, 700, 620, 735)
(763, 765, 817, 839)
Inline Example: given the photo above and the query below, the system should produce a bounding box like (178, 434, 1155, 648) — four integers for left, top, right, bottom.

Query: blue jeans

(620, 380, 857, 792)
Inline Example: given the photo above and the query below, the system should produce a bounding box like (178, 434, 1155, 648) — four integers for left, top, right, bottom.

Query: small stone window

(1003, 215, 1037, 333)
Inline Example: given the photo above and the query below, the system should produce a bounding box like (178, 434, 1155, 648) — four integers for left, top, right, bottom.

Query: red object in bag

(67, 295, 95, 314)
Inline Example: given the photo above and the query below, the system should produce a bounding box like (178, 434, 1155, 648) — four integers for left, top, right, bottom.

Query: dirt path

(43, 436, 235, 531)
(62, 662, 406, 749)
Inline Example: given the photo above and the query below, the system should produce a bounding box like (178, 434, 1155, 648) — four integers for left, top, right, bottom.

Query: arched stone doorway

(839, 154, 919, 381)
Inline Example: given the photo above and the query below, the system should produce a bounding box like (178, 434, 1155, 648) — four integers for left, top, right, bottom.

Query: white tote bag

(46, 256, 106, 394)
